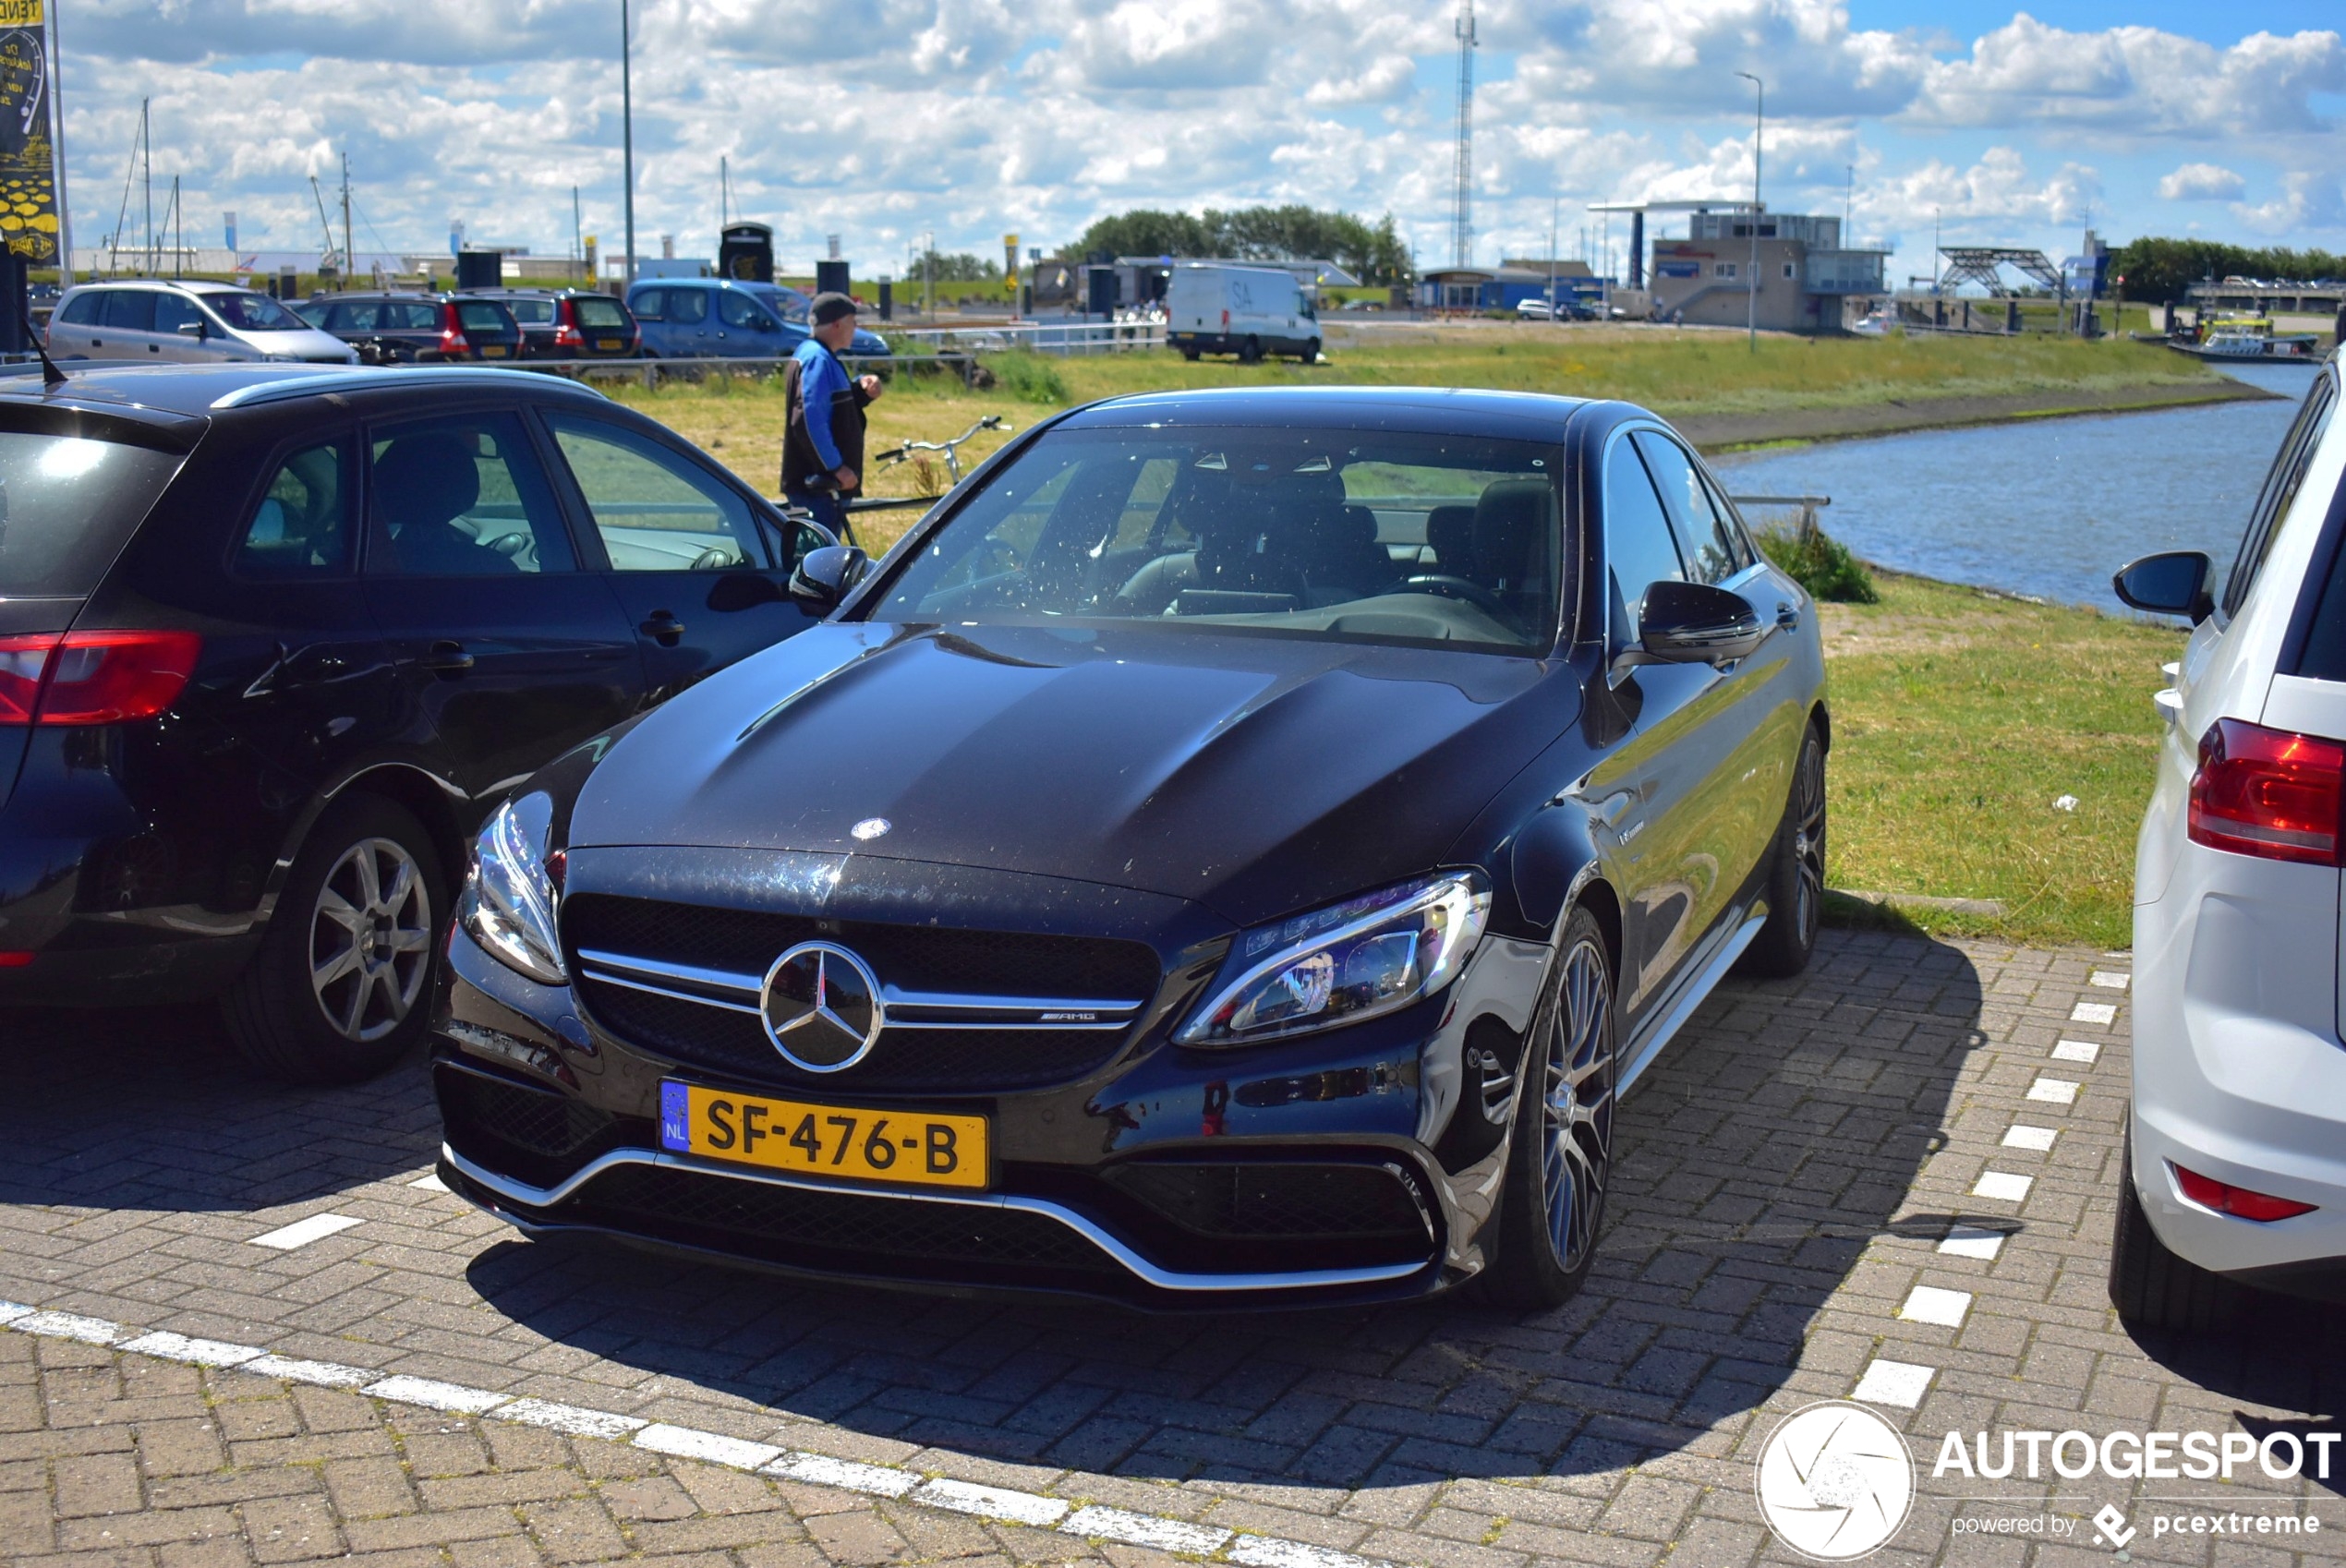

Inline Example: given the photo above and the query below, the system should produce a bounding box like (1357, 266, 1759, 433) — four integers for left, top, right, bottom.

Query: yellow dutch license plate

(658, 1080, 987, 1190)
(597, 338, 623, 351)
(480, 344, 507, 358)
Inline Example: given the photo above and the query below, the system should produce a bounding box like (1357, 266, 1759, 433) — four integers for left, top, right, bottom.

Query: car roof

(1056, 385, 1597, 441)
(0, 362, 609, 418)
(65, 279, 256, 295)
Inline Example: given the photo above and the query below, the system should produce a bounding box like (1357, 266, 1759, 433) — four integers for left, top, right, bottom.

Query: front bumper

(2130, 853, 2346, 1289)
(429, 861, 1551, 1309)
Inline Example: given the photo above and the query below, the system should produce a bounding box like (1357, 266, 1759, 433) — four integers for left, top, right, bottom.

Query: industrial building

(1634, 203, 1887, 332)
(1417, 259, 1597, 311)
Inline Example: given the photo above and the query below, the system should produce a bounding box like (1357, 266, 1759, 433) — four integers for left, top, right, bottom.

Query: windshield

(574, 296, 628, 328)
(203, 291, 309, 332)
(0, 433, 185, 596)
(456, 302, 514, 332)
(873, 425, 1565, 652)
(502, 298, 555, 324)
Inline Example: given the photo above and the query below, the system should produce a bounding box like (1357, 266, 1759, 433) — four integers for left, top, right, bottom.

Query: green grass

(1818, 571, 2184, 948)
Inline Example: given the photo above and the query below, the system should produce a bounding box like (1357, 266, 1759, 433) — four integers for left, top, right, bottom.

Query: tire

(1737, 721, 1826, 979)
(1484, 905, 1617, 1309)
(1179, 347, 1200, 362)
(1299, 339, 1321, 364)
(222, 794, 448, 1084)
(2110, 1125, 2240, 1330)
(1239, 335, 1263, 365)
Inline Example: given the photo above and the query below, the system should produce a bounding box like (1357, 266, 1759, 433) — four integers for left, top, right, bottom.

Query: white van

(1165, 264, 1320, 364)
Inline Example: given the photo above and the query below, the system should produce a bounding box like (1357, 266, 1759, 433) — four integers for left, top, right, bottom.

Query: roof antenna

(18, 307, 65, 390)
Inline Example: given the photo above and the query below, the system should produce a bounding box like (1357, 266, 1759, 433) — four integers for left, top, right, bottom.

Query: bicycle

(871, 414, 1010, 487)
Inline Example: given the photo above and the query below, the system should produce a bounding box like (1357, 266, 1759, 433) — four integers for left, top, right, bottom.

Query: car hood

(565, 621, 1579, 927)
(244, 326, 359, 361)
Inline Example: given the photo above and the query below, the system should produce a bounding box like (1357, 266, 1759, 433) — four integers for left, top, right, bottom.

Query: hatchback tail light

(0, 630, 201, 726)
(2187, 718, 2346, 865)
(439, 302, 469, 358)
(552, 297, 585, 352)
(2172, 1163, 2317, 1222)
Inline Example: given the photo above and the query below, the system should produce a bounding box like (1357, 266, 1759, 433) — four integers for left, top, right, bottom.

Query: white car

(48, 280, 358, 365)
(2111, 356, 2345, 1327)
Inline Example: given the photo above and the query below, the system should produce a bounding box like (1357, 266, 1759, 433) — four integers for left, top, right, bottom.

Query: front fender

(1508, 798, 1611, 938)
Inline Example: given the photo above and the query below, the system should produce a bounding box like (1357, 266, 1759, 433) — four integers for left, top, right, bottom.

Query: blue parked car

(624, 279, 889, 360)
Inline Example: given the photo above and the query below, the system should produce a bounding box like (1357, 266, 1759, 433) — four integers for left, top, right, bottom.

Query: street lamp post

(620, 0, 636, 288)
(1735, 70, 1762, 353)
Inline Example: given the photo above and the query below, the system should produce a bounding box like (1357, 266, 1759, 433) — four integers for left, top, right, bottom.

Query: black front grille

(563, 895, 1164, 1093)
(1106, 1161, 1434, 1244)
(573, 1163, 1118, 1279)
(436, 1064, 624, 1185)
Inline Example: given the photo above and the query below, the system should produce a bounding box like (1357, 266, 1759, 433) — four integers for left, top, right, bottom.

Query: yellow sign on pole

(0, 0, 58, 261)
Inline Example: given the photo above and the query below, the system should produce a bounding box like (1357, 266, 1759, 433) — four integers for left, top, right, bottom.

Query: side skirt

(1614, 907, 1768, 1098)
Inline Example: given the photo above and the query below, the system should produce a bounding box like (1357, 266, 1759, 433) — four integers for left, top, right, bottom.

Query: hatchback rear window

(574, 297, 628, 329)
(502, 298, 554, 324)
(0, 434, 184, 596)
(456, 303, 512, 332)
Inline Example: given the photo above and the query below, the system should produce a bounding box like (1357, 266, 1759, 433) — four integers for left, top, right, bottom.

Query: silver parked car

(47, 281, 358, 365)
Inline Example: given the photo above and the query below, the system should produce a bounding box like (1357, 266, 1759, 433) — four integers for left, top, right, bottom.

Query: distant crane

(1449, 0, 1475, 270)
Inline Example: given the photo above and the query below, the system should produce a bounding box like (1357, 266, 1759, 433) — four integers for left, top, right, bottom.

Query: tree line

(1068, 206, 1416, 285)
(2112, 237, 2346, 304)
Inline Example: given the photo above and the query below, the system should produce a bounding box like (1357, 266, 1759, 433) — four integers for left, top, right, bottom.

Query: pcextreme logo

(1755, 1402, 1917, 1561)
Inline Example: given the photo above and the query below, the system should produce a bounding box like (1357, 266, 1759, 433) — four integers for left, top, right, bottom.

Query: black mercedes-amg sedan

(431, 386, 1830, 1309)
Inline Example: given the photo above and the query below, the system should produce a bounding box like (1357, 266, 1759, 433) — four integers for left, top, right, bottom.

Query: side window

(1631, 431, 1740, 585)
(368, 412, 577, 577)
(667, 289, 708, 325)
(390, 302, 441, 331)
(101, 292, 156, 331)
(151, 293, 205, 337)
(544, 415, 762, 572)
(1113, 457, 1180, 549)
(717, 292, 770, 330)
(236, 440, 353, 577)
(2225, 377, 2339, 620)
(1604, 438, 1686, 642)
(54, 293, 99, 325)
(631, 289, 664, 321)
(1699, 474, 1758, 571)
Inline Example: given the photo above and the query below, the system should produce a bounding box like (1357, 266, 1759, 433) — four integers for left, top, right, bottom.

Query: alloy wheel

(1791, 738, 1827, 952)
(1540, 935, 1615, 1273)
(308, 837, 432, 1043)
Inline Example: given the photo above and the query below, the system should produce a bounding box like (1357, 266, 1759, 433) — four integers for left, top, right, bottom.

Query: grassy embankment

(614, 332, 2203, 952)
(609, 328, 2225, 555)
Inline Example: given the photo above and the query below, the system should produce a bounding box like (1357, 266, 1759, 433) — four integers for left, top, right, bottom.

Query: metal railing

(1728, 494, 1832, 544)
(878, 320, 1164, 356)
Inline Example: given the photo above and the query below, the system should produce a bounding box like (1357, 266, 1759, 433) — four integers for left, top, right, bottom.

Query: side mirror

(789, 544, 869, 609)
(2113, 550, 2215, 622)
(1633, 580, 1766, 667)
(175, 320, 205, 338)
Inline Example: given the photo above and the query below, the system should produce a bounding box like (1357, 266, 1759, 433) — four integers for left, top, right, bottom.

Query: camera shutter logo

(1755, 1401, 1916, 1560)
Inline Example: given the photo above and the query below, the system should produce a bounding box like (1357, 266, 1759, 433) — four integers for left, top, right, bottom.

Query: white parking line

(1974, 1171, 2034, 1201)
(250, 1213, 363, 1250)
(2026, 1077, 2080, 1104)
(2070, 1001, 2117, 1025)
(1899, 1285, 1973, 1326)
(2001, 1125, 2058, 1152)
(1940, 1225, 2006, 1260)
(2050, 1040, 2101, 1065)
(407, 1173, 450, 1193)
(2090, 971, 2131, 989)
(1852, 1358, 1935, 1408)
(913, 1478, 1070, 1527)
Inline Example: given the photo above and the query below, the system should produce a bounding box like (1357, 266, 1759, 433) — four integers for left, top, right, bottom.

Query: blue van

(624, 279, 889, 359)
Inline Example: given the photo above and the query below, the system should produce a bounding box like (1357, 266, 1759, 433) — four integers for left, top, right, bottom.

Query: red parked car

(292, 293, 525, 364)
(478, 289, 642, 360)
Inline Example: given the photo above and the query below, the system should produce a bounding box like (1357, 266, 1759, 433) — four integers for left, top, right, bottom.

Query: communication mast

(1449, 0, 1475, 269)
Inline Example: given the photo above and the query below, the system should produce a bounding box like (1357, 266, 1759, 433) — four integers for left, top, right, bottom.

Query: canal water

(1711, 363, 2319, 609)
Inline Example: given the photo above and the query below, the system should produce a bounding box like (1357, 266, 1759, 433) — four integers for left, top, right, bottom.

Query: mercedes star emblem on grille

(759, 941, 885, 1072)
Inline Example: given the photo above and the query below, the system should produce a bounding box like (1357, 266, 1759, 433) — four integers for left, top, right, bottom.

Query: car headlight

(1175, 872, 1490, 1046)
(459, 792, 566, 984)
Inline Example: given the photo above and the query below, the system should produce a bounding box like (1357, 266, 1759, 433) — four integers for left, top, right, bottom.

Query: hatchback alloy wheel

(309, 837, 433, 1043)
(1790, 733, 1827, 953)
(1541, 932, 1615, 1274)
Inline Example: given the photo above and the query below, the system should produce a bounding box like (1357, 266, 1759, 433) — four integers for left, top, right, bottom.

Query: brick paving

(2, 928, 2343, 1567)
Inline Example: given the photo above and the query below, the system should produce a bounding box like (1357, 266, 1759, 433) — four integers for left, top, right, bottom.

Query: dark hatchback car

(294, 293, 526, 364)
(0, 363, 834, 1081)
(478, 290, 641, 360)
(431, 386, 1830, 1309)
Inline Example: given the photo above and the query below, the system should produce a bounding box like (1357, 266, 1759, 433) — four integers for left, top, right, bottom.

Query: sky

(51, 0, 2346, 291)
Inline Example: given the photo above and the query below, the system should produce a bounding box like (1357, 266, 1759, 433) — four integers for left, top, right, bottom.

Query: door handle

(420, 639, 475, 674)
(639, 611, 686, 645)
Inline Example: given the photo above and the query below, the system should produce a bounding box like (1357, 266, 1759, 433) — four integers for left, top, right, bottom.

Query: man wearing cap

(780, 291, 883, 536)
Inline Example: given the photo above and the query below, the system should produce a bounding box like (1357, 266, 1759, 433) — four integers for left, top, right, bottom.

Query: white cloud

(1869, 146, 2101, 230)
(2231, 172, 2346, 235)
(2157, 163, 2245, 201)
